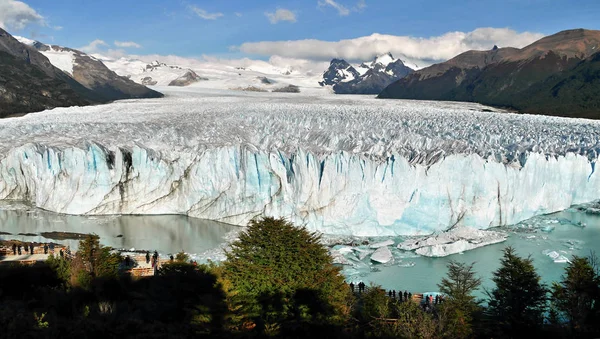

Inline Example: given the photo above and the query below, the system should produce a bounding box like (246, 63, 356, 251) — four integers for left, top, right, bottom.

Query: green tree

(551, 255, 600, 336)
(437, 261, 482, 339)
(175, 251, 190, 263)
(221, 217, 349, 335)
(70, 235, 122, 288)
(359, 287, 437, 339)
(486, 247, 548, 338)
(360, 285, 391, 320)
(46, 253, 72, 284)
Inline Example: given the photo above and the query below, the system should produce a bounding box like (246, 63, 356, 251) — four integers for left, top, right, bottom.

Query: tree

(221, 217, 350, 335)
(358, 286, 437, 339)
(486, 247, 548, 338)
(551, 255, 600, 336)
(46, 253, 72, 284)
(175, 251, 190, 263)
(437, 261, 482, 339)
(70, 235, 122, 288)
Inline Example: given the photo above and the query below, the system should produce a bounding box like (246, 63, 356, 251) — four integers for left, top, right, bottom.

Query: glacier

(0, 87, 599, 236)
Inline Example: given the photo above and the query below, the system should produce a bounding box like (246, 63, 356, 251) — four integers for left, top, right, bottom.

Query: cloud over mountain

(0, 0, 45, 30)
(236, 27, 544, 65)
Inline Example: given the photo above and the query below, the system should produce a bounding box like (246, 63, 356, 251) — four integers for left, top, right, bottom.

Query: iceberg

(370, 239, 395, 248)
(398, 227, 507, 257)
(1, 88, 599, 237)
(371, 246, 393, 264)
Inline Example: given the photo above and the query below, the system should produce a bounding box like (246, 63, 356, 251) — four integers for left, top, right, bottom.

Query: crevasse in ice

(0, 88, 599, 236)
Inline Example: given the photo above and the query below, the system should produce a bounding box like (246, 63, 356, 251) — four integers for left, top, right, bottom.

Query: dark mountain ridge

(0, 28, 162, 118)
(320, 53, 414, 94)
(379, 29, 600, 119)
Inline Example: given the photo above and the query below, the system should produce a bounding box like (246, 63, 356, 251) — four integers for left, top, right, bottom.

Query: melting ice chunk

(371, 246, 393, 263)
(398, 227, 507, 257)
(370, 239, 395, 249)
(352, 247, 373, 260)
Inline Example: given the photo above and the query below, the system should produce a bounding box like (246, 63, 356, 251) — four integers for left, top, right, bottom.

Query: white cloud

(189, 5, 223, 20)
(235, 12, 242, 17)
(318, 0, 350, 16)
(114, 40, 142, 48)
(0, 0, 45, 30)
(265, 8, 297, 24)
(236, 28, 545, 65)
(79, 39, 109, 53)
(354, 0, 366, 11)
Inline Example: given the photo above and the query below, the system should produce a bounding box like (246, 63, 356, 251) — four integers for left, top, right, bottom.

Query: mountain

(320, 53, 414, 94)
(319, 59, 360, 86)
(100, 56, 324, 92)
(100, 58, 208, 87)
(0, 28, 162, 118)
(379, 29, 600, 119)
(20, 38, 163, 101)
(168, 69, 208, 86)
(0, 28, 94, 117)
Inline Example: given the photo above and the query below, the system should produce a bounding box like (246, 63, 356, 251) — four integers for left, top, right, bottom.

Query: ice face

(0, 88, 599, 236)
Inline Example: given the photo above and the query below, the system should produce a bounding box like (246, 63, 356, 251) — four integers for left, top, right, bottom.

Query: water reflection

(0, 202, 240, 255)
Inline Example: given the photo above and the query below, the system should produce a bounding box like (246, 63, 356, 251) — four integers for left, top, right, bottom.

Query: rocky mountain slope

(320, 53, 414, 94)
(21, 39, 163, 101)
(0, 28, 161, 118)
(379, 29, 600, 119)
(0, 28, 94, 117)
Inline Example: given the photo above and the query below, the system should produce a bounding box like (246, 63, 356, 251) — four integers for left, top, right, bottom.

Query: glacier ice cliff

(0, 88, 599, 236)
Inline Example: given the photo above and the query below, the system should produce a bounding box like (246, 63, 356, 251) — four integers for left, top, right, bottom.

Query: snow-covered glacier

(0, 87, 599, 236)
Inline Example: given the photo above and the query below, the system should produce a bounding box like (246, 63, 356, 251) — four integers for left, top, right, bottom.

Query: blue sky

(1, 0, 599, 64)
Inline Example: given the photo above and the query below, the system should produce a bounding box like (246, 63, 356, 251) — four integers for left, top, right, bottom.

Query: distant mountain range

(0, 28, 161, 118)
(379, 29, 600, 119)
(320, 53, 414, 94)
(98, 59, 208, 87)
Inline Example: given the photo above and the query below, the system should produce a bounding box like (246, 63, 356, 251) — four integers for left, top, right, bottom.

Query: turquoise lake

(1, 201, 599, 298)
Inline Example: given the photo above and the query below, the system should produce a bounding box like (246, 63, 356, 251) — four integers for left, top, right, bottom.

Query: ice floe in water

(371, 246, 393, 263)
(397, 227, 507, 257)
(542, 249, 571, 264)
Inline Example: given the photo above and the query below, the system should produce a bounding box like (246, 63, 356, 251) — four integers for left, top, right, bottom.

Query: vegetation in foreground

(2, 217, 600, 338)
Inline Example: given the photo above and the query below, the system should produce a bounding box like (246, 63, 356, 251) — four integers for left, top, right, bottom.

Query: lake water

(0, 201, 241, 260)
(1, 200, 600, 298)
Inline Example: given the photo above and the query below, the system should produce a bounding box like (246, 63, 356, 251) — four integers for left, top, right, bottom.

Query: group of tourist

(145, 250, 160, 268)
(10, 242, 53, 255)
(387, 289, 414, 302)
(349, 282, 367, 293)
(348, 281, 445, 309)
(421, 294, 444, 312)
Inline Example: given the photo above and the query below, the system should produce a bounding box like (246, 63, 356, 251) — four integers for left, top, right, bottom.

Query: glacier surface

(0, 87, 599, 236)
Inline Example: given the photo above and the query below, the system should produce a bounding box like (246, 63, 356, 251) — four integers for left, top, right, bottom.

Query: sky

(1, 0, 599, 70)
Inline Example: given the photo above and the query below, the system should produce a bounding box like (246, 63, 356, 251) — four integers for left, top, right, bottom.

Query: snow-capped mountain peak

(370, 52, 395, 68)
(320, 53, 414, 94)
(14, 35, 36, 46)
